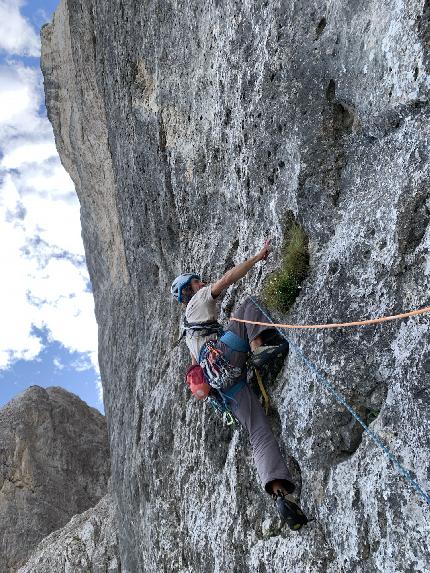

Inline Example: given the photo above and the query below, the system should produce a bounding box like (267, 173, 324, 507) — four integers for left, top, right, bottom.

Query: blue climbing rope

(249, 296, 430, 508)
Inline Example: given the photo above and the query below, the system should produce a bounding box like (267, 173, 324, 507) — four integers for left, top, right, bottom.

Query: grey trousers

(217, 298, 295, 494)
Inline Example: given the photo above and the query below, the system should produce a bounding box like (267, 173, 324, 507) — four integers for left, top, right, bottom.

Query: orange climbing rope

(231, 305, 430, 330)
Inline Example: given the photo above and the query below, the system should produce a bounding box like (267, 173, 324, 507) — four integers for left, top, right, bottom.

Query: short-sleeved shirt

(184, 284, 218, 361)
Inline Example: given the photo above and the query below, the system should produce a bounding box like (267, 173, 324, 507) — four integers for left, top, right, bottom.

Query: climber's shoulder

(185, 284, 217, 319)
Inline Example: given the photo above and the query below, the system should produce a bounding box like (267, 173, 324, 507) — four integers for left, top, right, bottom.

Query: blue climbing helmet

(171, 273, 201, 303)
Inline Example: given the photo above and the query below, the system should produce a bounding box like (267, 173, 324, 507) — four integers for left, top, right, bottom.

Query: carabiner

(223, 411, 235, 426)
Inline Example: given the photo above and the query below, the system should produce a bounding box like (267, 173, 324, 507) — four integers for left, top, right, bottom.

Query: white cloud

(20, 185, 83, 254)
(96, 378, 103, 405)
(53, 357, 65, 370)
(0, 179, 43, 366)
(70, 355, 94, 372)
(28, 258, 88, 302)
(1, 141, 57, 169)
(0, 64, 48, 144)
(0, 60, 98, 375)
(0, 172, 98, 371)
(0, 0, 40, 57)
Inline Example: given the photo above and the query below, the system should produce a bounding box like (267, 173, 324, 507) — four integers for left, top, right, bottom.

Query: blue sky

(21, 0, 58, 31)
(0, 0, 103, 413)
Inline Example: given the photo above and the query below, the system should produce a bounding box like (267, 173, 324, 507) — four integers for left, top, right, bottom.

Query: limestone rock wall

(17, 493, 120, 573)
(41, 1, 430, 572)
(0, 386, 110, 572)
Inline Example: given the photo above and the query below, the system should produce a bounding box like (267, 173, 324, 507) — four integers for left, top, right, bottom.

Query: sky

(0, 0, 103, 413)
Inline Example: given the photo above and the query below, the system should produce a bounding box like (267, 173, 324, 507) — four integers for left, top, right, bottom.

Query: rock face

(0, 386, 110, 572)
(41, 1, 430, 572)
(17, 493, 120, 573)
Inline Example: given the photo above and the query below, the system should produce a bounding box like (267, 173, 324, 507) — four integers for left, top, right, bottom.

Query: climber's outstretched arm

(211, 240, 271, 298)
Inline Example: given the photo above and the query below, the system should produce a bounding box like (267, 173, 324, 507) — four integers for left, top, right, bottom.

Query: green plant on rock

(263, 216, 309, 314)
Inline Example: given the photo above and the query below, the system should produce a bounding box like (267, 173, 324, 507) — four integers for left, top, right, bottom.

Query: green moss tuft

(262, 216, 309, 314)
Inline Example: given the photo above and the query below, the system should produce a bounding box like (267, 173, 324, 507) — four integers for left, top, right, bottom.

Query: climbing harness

(246, 296, 430, 508)
(180, 308, 251, 425)
(182, 316, 279, 424)
(179, 317, 223, 342)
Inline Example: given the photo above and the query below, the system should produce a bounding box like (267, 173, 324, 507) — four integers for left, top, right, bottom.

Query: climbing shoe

(249, 342, 289, 368)
(272, 490, 308, 531)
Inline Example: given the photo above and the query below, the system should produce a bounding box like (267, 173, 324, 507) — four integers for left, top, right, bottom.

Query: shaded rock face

(42, 1, 430, 572)
(0, 386, 110, 572)
(17, 493, 120, 573)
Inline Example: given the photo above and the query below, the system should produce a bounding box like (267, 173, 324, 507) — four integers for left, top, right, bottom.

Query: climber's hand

(256, 239, 271, 261)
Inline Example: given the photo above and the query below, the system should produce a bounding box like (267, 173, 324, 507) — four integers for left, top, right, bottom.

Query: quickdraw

(207, 394, 237, 426)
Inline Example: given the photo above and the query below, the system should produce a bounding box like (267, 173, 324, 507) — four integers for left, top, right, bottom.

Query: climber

(171, 241, 308, 530)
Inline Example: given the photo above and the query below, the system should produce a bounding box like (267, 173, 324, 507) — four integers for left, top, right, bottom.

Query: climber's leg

(229, 382, 295, 494)
(224, 297, 278, 345)
(217, 297, 288, 375)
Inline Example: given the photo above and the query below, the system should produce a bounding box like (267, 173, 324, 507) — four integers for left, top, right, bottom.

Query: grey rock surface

(41, 1, 430, 572)
(17, 493, 120, 573)
(0, 386, 110, 572)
